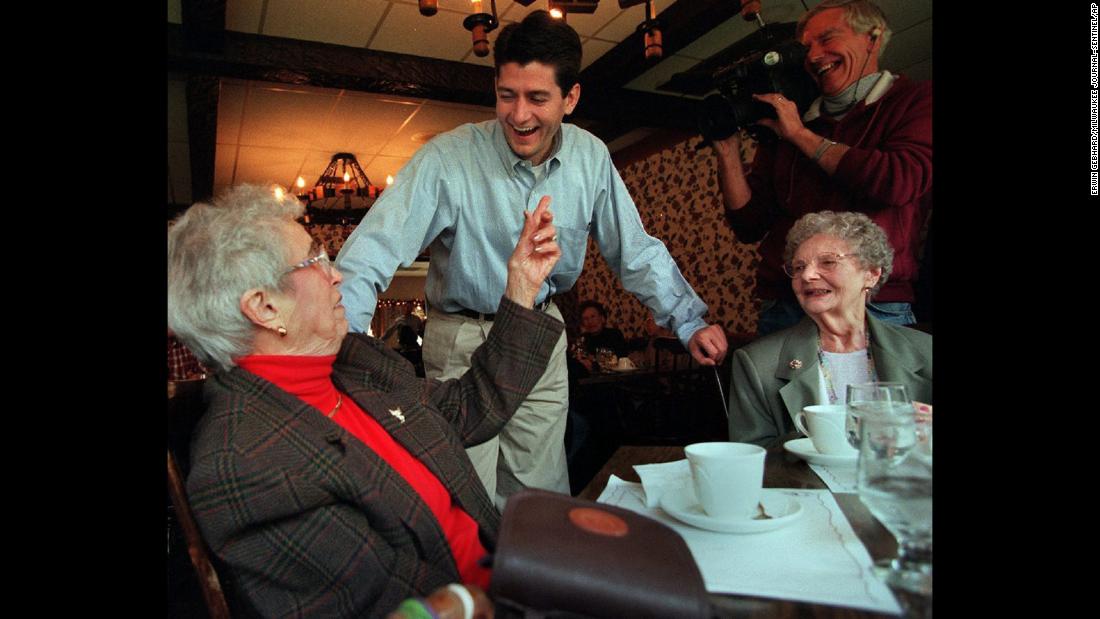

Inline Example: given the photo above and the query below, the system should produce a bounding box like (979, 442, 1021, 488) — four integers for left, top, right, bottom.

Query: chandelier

(294, 153, 379, 225)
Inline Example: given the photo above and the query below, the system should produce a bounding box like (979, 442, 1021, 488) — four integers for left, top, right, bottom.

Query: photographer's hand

(712, 132, 752, 210)
(752, 93, 848, 175)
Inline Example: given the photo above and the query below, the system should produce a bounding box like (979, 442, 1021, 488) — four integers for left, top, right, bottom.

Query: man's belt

(452, 299, 552, 322)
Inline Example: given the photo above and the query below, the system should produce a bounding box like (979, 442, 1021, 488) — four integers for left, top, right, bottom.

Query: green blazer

(728, 315, 932, 447)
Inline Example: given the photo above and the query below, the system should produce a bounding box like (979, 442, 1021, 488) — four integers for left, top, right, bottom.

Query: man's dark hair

(579, 300, 608, 318)
(493, 10, 582, 96)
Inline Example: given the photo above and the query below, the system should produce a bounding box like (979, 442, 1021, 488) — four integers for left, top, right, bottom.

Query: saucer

(783, 438, 858, 467)
(658, 487, 802, 534)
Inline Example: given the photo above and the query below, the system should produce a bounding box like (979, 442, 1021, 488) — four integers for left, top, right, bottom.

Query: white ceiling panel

(624, 53, 701, 95)
(580, 38, 616, 70)
(237, 86, 341, 150)
(672, 18, 751, 64)
(589, 8, 643, 44)
(233, 145, 316, 190)
(328, 93, 424, 156)
(225, 0, 264, 33)
(875, 0, 933, 33)
(881, 18, 932, 75)
(216, 79, 248, 146)
(362, 154, 414, 186)
(372, 2, 473, 60)
(263, 0, 389, 47)
(385, 102, 496, 157)
(559, 1, 627, 38)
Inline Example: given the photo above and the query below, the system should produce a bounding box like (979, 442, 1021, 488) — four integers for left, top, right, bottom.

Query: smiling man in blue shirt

(336, 10, 728, 508)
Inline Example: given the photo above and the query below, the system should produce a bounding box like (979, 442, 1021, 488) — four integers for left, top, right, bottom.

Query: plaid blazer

(186, 297, 564, 618)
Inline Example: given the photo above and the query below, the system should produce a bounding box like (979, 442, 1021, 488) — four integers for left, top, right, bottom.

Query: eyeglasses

(287, 245, 334, 277)
(783, 252, 859, 278)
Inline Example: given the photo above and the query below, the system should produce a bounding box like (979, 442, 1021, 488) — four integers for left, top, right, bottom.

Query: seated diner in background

(727, 211, 931, 447)
(569, 300, 629, 372)
(167, 184, 563, 617)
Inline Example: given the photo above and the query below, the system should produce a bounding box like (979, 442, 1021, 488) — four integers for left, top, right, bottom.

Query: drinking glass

(595, 347, 617, 371)
(857, 409, 932, 595)
(845, 382, 910, 450)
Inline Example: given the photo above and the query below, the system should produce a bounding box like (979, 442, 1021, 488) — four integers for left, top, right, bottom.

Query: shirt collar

(803, 70, 897, 123)
(492, 120, 565, 177)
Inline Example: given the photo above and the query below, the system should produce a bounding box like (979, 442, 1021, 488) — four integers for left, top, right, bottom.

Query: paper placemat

(598, 475, 900, 615)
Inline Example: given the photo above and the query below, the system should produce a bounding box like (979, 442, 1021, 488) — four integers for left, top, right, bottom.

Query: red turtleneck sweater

(236, 354, 491, 589)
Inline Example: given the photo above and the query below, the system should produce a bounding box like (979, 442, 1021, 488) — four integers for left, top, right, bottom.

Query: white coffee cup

(794, 404, 858, 456)
(684, 442, 766, 520)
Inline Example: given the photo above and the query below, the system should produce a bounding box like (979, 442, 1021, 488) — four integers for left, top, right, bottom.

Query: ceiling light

(294, 153, 379, 225)
(619, 0, 662, 61)
(463, 1, 499, 57)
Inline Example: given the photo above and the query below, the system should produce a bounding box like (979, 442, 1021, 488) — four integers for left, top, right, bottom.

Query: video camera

(695, 38, 820, 143)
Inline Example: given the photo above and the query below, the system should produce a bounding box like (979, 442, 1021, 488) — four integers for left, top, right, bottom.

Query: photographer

(714, 0, 931, 336)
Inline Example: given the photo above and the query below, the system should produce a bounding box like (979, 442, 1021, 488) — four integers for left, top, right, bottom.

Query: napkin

(633, 459, 692, 507)
(599, 474, 901, 615)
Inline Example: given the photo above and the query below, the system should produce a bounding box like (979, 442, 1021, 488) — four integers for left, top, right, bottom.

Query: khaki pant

(423, 303, 570, 511)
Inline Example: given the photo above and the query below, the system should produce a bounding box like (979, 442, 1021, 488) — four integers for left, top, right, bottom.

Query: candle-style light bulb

(273, 186, 285, 200)
(296, 176, 306, 189)
(549, 8, 563, 19)
(386, 175, 394, 186)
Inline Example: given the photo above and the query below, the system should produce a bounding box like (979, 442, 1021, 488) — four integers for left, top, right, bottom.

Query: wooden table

(578, 445, 931, 618)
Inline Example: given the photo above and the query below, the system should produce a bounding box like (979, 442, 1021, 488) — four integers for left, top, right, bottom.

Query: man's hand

(752, 93, 813, 144)
(504, 195, 560, 308)
(712, 132, 743, 161)
(688, 324, 728, 366)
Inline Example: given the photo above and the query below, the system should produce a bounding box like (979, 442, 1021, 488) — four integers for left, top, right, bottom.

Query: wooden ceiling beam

(167, 24, 498, 108)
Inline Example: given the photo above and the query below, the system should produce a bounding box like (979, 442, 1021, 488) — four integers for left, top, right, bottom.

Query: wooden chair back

(167, 378, 232, 619)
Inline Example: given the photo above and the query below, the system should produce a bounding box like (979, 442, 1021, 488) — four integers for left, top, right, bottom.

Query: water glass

(845, 382, 910, 449)
(857, 409, 932, 595)
(595, 347, 617, 371)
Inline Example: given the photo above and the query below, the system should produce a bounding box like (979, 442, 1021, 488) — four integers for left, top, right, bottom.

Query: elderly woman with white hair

(168, 184, 563, 617)
(728, 211, 931, 447)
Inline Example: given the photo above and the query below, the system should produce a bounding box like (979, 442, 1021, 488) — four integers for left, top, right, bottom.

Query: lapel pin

(389, 408, 406, 423)
(789, 359, 803, 369)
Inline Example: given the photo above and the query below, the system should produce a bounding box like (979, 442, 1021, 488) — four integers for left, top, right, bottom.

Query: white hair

(167, 184, 304, 371)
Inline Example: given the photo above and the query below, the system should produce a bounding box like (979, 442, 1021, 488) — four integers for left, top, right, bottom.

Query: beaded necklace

(817, 326, 877, 404)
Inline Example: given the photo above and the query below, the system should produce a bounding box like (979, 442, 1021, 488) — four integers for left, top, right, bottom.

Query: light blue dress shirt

(334, 120, 709, 345)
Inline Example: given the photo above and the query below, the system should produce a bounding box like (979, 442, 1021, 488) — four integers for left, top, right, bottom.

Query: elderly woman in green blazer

(728, 211, 931, 447)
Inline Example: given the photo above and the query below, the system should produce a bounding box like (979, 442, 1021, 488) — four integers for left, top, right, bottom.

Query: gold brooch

(789, 359, 803, 369)
(389, 408, 406, 423)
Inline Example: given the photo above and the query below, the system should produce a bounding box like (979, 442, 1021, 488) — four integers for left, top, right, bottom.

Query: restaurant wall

(570, 135, 761, 339)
